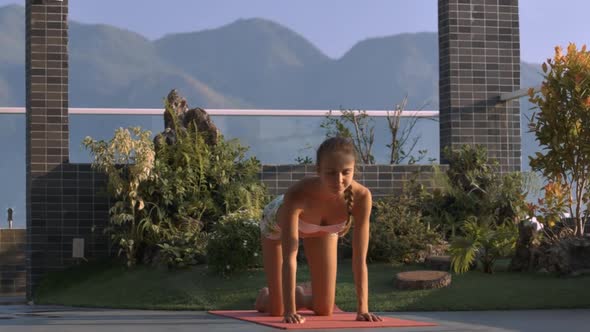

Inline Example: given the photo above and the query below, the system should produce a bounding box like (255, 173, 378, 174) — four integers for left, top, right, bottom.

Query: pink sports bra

(298, 218, 347, 234)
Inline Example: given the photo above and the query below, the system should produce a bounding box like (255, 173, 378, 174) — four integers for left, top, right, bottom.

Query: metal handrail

(0, 107, 438, 117)
(499, 85, 541, 101)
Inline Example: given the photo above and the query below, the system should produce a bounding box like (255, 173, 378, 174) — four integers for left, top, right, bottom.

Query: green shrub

(204, 137, 269, 226)
(207, 209, 263, 276)
(417, 145, 525, 274)
(367, 179, 445, 264)
(84, 97, 268, 269)
(450, 217, 518, 274)
(83, 127, 157, 268)
(156, 219, 208, 269)
(493, 172, 529, 226)
(422, 145, 527, 239)
(144, 103, 268, 234)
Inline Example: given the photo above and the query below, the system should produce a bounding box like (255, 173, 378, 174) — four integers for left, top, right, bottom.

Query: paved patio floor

(0, 304, 588, 332)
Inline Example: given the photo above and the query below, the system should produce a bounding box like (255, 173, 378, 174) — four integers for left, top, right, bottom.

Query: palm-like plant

(450, 217, 518, 274)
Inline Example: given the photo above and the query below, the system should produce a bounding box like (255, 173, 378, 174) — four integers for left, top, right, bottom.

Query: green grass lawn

(34, 259, 590, 311)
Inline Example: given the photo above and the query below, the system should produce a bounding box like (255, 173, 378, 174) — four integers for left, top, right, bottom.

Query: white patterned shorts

(260, 194, 284, 240)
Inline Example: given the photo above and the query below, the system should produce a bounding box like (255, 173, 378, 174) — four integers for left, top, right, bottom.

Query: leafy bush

(156, 219, 208, 269)
(367, 179, 445, 264)
(84, 98, 268, 268)
(144, 103, 268, 234)
(450, 217, 518, 274)
(522, 179, 572, 244)
(207, 209, 263, 276)
(83, 127, 157, 268)
(422, 145, 527, 239)
(493, 172, 529, 226)
(416, 145, 526, 274)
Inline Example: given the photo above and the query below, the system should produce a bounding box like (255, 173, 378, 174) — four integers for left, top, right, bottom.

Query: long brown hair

(316, 136, 356, 237)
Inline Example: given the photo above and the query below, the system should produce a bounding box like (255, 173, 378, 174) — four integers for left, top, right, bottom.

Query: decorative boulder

(394, 270, 452, 290)
(509, 220, 590, 275)
(154, 89, 220, 151)
(537, 235, 590, 275)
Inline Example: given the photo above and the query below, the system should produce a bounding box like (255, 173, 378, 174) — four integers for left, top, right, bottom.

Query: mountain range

(0, 4, 545, 227)
(0, 4, 544, 110)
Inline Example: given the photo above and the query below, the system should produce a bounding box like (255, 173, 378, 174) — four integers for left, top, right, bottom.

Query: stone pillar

(25, 0, 69, 300)
(438, 0, 521, 172)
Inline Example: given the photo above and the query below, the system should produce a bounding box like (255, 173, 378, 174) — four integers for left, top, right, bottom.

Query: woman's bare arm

(352, 188, 382, 321)
(278, 192, 304, 323)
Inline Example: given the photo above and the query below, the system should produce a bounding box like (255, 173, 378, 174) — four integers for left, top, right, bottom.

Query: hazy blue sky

(1, 0, 588, 63)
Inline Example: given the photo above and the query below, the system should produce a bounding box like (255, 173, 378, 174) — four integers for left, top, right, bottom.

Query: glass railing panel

(70, 113, 439, 165)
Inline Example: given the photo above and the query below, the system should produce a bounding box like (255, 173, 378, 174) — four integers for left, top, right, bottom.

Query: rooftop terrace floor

(0, 304, 588, 332)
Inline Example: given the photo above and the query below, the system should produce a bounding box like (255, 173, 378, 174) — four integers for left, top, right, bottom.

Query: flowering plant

(206, 209, 263, 276)
(523, 178, 573, 242)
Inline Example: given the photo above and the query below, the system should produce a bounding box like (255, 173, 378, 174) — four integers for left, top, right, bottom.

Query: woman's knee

(312, 300, 334, 316)
(313, 306, 333, 316)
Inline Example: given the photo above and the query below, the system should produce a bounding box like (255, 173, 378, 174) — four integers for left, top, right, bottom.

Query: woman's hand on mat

(283, 312, 306, 324)
(356, 312, 383, 322)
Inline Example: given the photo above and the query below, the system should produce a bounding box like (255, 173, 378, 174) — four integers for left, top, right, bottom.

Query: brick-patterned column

(26, 0, 69, 300)
(439, 0, 521, 173)
(0, 230, 26, 296)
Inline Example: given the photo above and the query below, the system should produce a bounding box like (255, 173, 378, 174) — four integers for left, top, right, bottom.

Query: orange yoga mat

(208, 309, 437, 330)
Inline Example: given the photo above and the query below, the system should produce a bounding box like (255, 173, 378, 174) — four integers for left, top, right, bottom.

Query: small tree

(528, 43, 590, 236)
(320, 97, 428, 164)
(321, 108, 375, 164)
(385, 96, 429, 165)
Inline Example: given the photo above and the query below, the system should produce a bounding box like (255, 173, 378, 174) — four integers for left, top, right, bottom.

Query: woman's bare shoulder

(351, 180, 370, 198)
(351, 180, 372, 210)
(288, 175, 320, 195)
(283, 176, 320, 209)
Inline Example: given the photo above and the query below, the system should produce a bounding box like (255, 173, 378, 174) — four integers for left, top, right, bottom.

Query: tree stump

(424, 255, 451, 271)
(394, 270, 451, 290)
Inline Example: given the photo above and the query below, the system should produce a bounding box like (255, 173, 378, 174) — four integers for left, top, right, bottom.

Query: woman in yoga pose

(255, 136, 382, 324)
